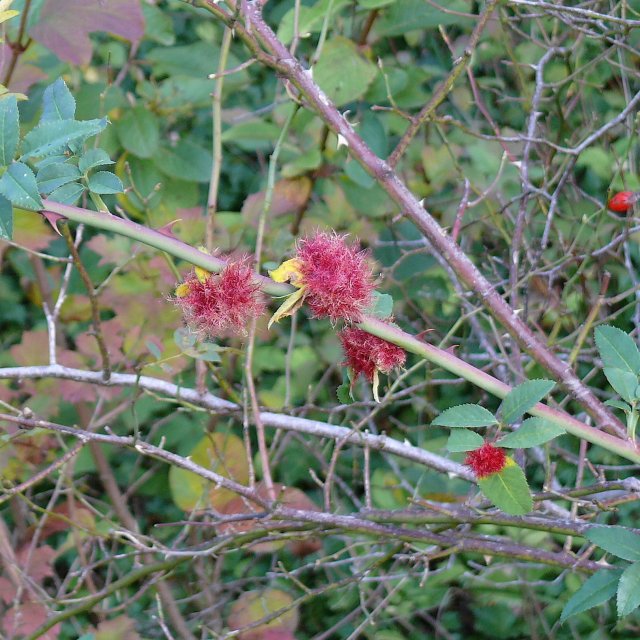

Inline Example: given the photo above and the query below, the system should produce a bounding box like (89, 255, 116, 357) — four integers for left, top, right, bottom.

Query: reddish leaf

(2, 601, 61, 639)
(30, 0, 145, 65)
(16, 545, 55, 583)
(94, 616, 141, 640)
(0, 576, 15, 604)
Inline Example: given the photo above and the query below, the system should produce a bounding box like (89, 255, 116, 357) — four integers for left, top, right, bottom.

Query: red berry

(464, 442, 507, 479)
(608, 191, 636, 213)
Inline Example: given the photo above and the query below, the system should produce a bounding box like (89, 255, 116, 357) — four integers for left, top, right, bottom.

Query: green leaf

(595, 325, 640, 376)
(603, 367, 638, 404)
(366, 291, 394, 319)
(0, 162, 43, 210)
(358, 0, 395, 7)
(617, 562, 640, 617)
(20, 118, 108, 160)
(337, 383, 353, 404)
(605, 398, 632, 412)
(375, 0, 473, 36)
(152, 139, 213, 183)
(477, 460, 533, 515)
(37, 162, 81, 194)
(0, 95, 19, 166)
(0, 194, 12, 240)
(116, 106, 160, 159)
(586, 525, 640, 562)
(87, 171, 123, 195)
(168, 433, 249, 511)
(41, 78, 76, 122)
(79, 149, 113, 173)
(48, 181, 85, 205)
(432, 404, 497, 428)
(497, 417, 565, 448)
(500, 379, 555, 424)
(183, 342, 222, 363)
(174, 327, 196, 351)
(277, 0, 351, 44)
(314, 37, 377, 107)
(446, 429, 484, 452)
(560, 570, 622, 623)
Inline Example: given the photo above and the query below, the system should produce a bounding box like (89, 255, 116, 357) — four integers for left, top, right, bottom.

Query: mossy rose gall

(464, 442, 507, 478)
(175, 258, 266, 338)
(269, 232, 375, 326)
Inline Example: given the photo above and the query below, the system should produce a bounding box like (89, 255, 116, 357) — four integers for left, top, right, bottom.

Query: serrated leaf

(560, 570, 622, 623)
(0, 95, 18, 165)
(432, 404, 497, 428)
(0, 193, 11, 240)
(0, 162, 43, 210)
(605, 398, 632, 412)
(617, 562, 640, 617)
(48, 181, 85, 205)
(595, 325, 640, 376)
(41, 78, 76, 122)
(79, 148, 113, 173)
(366, 291, 394, 319)
(87, 171, 123, 195)
(337, 383, 353, 404)
(586, 526, 640, 562)
(500, 379, 555, 424)
(446, 428, 484, 452)
(477, 459, 532, 515)
(497, 417, 565, 448)
(603, 367, 638, 404)
(20, 118, 108, 160)
(36, 154, 69, 169)
(36, 162, 81, 194)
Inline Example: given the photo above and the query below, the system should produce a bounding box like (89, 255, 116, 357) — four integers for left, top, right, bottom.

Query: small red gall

(269, 232, 375, 325)
(339, 327, 406, 382)
(174, 258, 266, 338)
(608, 191, 637, 213)
(464, 442, 507, 479)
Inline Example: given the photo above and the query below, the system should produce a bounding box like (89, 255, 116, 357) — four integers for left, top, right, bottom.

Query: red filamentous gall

(175, 259, 266, 338)
(464, 442, 507, 479)
(339, 327, 406, 382)
(608, 191, 637, 213)
(296, 232, 375, 324)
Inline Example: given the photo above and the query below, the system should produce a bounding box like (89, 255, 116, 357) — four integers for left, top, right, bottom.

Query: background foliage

(2, 0, 640, 638)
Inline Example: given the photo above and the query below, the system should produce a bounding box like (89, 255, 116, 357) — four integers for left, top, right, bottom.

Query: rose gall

(174, 259, 266, 338)
(464, 442, 507, 479)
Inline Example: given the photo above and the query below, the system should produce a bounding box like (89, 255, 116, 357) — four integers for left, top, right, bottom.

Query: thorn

(156, 219, 182, 238)
(41, 210, 67, 236)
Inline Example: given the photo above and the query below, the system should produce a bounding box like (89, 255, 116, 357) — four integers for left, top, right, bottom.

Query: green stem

(359, 317, 640, 463)
(40, 200, 292, 297)
(36, 200, 640, 464)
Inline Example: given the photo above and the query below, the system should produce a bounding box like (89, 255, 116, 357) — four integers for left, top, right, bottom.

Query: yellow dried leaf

(267, 287, 306, 329)
(175, 283, 191, 298)
(268, 258, 304, 286)
(0, 9, 18, 24)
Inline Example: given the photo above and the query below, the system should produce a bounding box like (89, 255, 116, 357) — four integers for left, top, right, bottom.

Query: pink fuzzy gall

(175, 259, 266, 338)
(464, 442, 507, 479)
(296, 232, 374, 323)
(339, 327, 406, 382)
